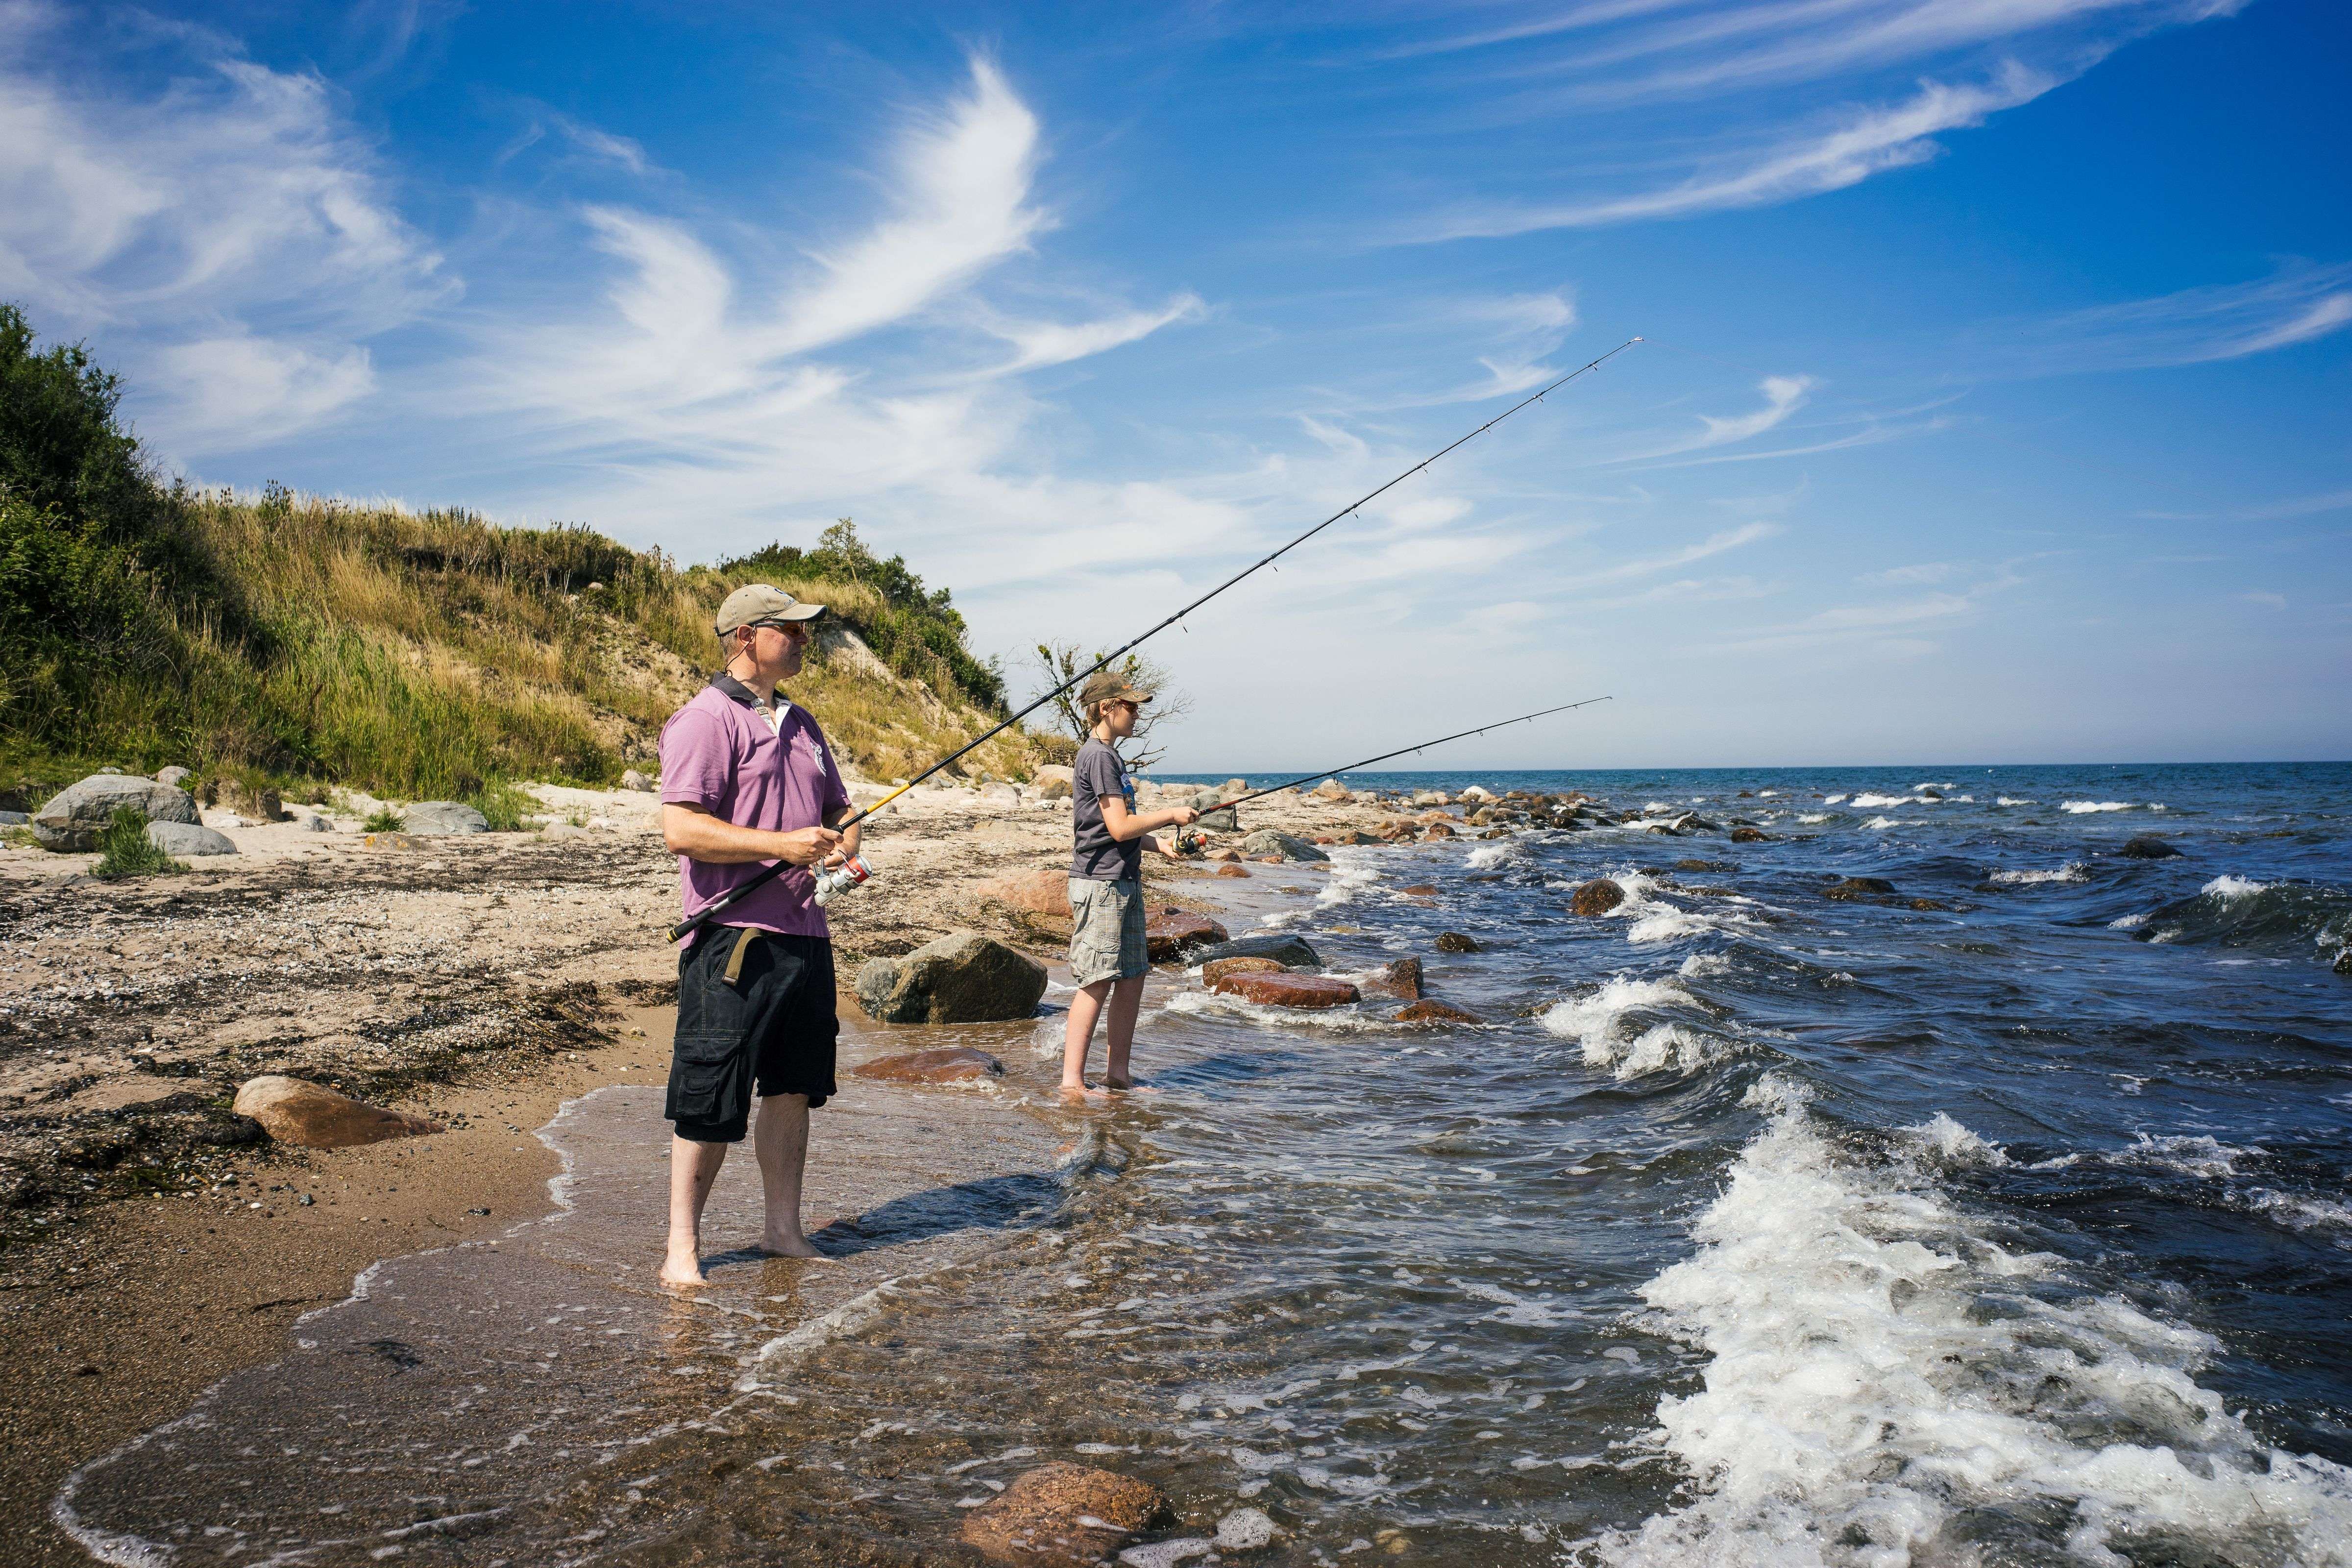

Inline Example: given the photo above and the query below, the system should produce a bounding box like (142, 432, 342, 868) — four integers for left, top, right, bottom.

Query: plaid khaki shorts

(1068, 876, 1147, 985)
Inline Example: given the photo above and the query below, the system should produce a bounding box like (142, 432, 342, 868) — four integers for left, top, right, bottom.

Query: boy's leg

(1062, 978, 1113, 1097)
(753, 1093, 822, 1258)
(662, 1135, 729, 1286)
(1103, 974, 1149, 1087)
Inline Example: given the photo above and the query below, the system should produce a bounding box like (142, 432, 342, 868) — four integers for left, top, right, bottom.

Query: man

(1059, 670, 1198, 1102)
(656, 584, 861, 1286)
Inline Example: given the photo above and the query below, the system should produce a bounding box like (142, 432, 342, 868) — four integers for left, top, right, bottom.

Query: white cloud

(2136, 487, 2352, 523)
(1861, 561, 1955, 585)
(0, 1, 446, 447)
(147, 334, 376, 448)
(1562, 520, 1779, 587)
(1979, 264, 2352, 374)
(979, 293, 1206, 374)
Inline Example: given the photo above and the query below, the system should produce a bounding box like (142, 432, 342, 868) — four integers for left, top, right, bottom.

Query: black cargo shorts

(666, 925, 839, 1144)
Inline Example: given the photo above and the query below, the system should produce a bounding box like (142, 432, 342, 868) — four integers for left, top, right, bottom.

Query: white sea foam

(1820, 794, 1848, 805)
(1540, 976, 1733, 1078)
(2034, 1132, 2259, 1180)
(2244, 1189, 2352, 1249)
(1988, 863, 2090, 886)
(1902, 1111, 2011, 1169)
(1912, 782, 1959, 792)
(2061, 800, 2138, 813)
(2201, 874, 2272, 899)
(1466, 842, 1517, 870)
(1589, 1077, 2352, 1567)
(1862, 815, 1899, 830)
(1677, 954, 1732, 980)
(1757, 789, 1780, 798)
(2109, 911, 2151, 930)
(1313, 851, 1381, 909)
(1851, 792, 1929, 808)
(1797, 812, 1829, 824)
(1996, 795, 2038, 807)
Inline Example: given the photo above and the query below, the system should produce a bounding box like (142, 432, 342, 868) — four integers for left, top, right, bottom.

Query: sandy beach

(0, 775, 1398, 1564)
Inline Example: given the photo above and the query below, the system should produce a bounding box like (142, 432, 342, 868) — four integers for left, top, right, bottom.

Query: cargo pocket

(664, 1032, 741, 1124)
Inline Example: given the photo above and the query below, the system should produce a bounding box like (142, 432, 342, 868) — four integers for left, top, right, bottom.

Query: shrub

(465, 782, 538, 833)
(363, 806, 405, 833)
(91, 807, 186, 879)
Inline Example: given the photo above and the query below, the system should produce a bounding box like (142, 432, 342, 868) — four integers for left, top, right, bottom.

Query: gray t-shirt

(1070, 739, 1142, 882)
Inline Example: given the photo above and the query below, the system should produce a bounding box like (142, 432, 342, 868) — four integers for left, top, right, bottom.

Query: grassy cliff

(0, 304, 1041, 805)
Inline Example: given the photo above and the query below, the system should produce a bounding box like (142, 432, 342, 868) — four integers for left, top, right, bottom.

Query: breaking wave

(2061, 800, 2141, 813)
(1540, 975, 1739, 1079)
(2134, 875, 2352, 951)
(1986, 862, 2090, 886)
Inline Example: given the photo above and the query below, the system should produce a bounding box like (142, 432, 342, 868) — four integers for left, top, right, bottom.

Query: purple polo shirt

(659, 674, 852, 946)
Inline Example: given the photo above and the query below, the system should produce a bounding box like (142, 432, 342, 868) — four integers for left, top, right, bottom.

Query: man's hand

(771, 825, 842, 867)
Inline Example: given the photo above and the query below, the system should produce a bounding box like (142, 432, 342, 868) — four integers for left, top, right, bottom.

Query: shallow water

(61, 761, 2352, 1565)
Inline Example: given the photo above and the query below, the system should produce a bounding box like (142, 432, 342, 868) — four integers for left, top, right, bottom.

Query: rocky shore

(3, 764, 1569, 1563)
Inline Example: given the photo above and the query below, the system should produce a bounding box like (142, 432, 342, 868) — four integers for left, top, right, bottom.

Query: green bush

(362, 806, 405, 833)
(91, 807, 186, 879)
(465, 782, 538, 833)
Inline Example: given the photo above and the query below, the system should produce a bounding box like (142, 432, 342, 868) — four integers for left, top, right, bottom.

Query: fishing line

(670, 339, 1643, 943)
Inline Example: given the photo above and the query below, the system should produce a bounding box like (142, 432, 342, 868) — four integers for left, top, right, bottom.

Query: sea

(54, 761, 2352, 1567)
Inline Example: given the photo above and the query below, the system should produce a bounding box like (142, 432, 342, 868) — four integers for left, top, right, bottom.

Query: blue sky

(5, 0, 2346, 769)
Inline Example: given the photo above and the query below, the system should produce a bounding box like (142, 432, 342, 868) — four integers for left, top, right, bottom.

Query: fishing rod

(1175, 696, 1611, 851)
(668, 338, 1643, 943)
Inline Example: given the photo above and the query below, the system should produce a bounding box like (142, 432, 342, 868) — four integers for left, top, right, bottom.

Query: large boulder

(851, 1047, 1004, 1085)
(1312, 779, 1352, 802)
(1034, 776, 1073, 801)
(154, 765, 193, 789)
(856, 933, 1048, 1024)
(405, 801, 490, 834)
(1201, 956, 1287, 986)
(1239, 829, 1327, 863)
(233, 1076, 443, 1149)
(960, 1462, 1170, 1567)
(1570, 879, 1626, 917)
(1146, 909, 1228, 962)
(2119, 834, 2182, 860)
(1210, 972, 1361, 1009)
(1193, 933, 1322, 968)
(1197, 808, 1238, 831)
(147, 821, 237, 856)
(977, 868, 1072, 918)
(32, 775, 200, 851)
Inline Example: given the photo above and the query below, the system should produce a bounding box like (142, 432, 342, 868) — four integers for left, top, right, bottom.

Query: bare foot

(757, 1233, 828, 1260)
(1103, 1078, 1160, 1095)
(659, 1250, 709, 1287)
(1059, 1081, 1110, 1104)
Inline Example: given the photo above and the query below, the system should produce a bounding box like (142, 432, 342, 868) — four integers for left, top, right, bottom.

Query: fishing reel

(1175, 828, 1209, 857)
(812, 853, 874, 906)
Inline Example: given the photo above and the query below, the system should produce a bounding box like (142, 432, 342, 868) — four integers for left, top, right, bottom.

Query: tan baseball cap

(1079, 669, 1153, 708)
(714, 584, 826, 636)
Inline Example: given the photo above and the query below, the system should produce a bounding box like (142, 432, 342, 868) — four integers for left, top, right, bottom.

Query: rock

(851, 1047, 1004, 1085)
(1214, 862, 1250, 878)
(155, 765, 193, 788)
(620, 768, 656, 791)
(2336, 947, 2352, 977)
(1466, 807, 1494, 826)
(1215, 1508, 1280, 1551)
(1035, 764, 1074, 788)
(1119, 1540, 1213, 1568)
(1908, 897, 1952, 911)
(1207, 847, 1242, 862)
(856, 932, 1049, 1025)
(404, 801, 490, 835)
(146, 821, 237, 856)
(98, 765, 122, 775)
(985, 783, 1023, 804)
(1675, 859, 1733, 874)
(2119, 834, 2182, 859)
(217, 780, 283, 822)
(1198, 808, 1238, 831)
(1729, 827, 1771, 843)
(1211, 972, 1361, 1008)
(1823, 877, 1897, 901)
(1570, 879, 1626, 917)
(232, 1076, 443, 1149)
(1396, 999, 1482, 1025)
(1219, 778, 1248, 799)
(1036, 776, 1074, 801)
(1479, 827, 1510, 839)
(31, 775, 200, 851)
(1399, 883, 1441, 897)
(1434, 931, 1479, 953)
(1669, 813, 1719, 833)
(1422, 823, 1457, 840)
(1239, 829, 1327, 862)
(960, 1462, 1171, 1567)
(296, 811, 335, 832)
(0, 810, 28, 827)
(978, 868, 1072, 918)
(1312, 779, 1352, 802)
(1361, 957, 1424, 1001)
(1459, 784, 1495, 802)
(1193, 934, 1322, 968)
(1411, 790, 1448, 807)
(541, 822, 588, 840)
(1202, 956, 1288, 985)
(364, 832, 428, 850)
(1146, 909, 1229, 962)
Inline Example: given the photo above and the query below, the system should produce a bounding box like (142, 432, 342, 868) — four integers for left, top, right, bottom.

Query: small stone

(1399, 883, 1440, 897)
(1312, 779, 1352, 802)
(1908, 897, 1952, 911)
(1729, 827, 1771, 843)
(1421, 822, 1456, 839)
(1396, 999, 1482, 1025)
(2119, 834, 2182, 859)
(852, 1047, 1005, 1085)
(620, 768, 656, 791)
(1215, 1507, 1279, 1551)
(960, 1463, 1171, 1567)
(1360, 958, 1424, 1001)
(1201, 956, 1287, 986)
(1434, 931, 1479, 953)
(1214, 863, 1250, 878)
(296, 1192, 314, 1206)
(155, 765, 193, 788)
(1210, 972, 1361, 1009)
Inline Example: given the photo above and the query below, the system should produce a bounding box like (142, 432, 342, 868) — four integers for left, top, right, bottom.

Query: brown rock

(2335, 947, 2352, 976)
(1201, 956, 1287, 985)
(1314, 835, 1338, 845)
(960, 1462, 1171, 1566)
(1730, 827, 1771, 843)
(1209, 847, 1243, 862)
(851, 1047, 1004, 1086)
(977, 868, 1072, 918)
(1210, 972, 1362, 1008)
(1146, 909, 1229, 961)
(1434, 931, 1479, 953)
(1479, 827, 1510, 839)
(1823, 877, 1897, 901)
(1396, 999, 1482, 1025)
(1907, 897, 1952, 912)
(1422, 822, 1456, 839)
(232, 1075, 443, 1149)
(1214, 862, 1251, 878)
(1361, 957, 1424, 1001)
(1570, 879, 1626, 917)
(1312, 779, 1353, 802)
(1399, 883, 1441, 897)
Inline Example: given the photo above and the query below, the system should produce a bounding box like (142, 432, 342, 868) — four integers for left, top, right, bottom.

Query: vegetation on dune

(91, 807, 187, 880)
(0, 302, 1045, 806)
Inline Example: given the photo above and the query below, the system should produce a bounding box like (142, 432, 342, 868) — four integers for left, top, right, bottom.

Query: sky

(4, 0, 2347, 770)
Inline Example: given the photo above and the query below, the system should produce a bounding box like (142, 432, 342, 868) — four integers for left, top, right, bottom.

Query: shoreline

(0, 776, 1416, 1564)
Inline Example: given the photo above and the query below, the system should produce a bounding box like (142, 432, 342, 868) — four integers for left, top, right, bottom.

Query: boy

(1061, 669, 1199, 1101)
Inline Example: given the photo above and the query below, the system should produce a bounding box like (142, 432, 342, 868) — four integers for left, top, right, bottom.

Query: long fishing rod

(1178, 696, 1611, 847)
(668, 338, 1642, 943)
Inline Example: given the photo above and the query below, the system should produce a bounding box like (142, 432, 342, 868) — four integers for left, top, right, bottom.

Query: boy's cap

(1080, 670, 1153, 707)
(715, 584, 826, 635)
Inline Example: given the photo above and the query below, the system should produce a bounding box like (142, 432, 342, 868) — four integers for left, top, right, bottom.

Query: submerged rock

(32, 775, 200, 851)
(1729, 827, 1772, 843)
(1210, 972, 1361, 1008)
(1146, 909, 1229, 961)
(1201, 956, 1287, 986)
(233, 1076, 443, 1149)
(404, 801, 490, 835)
(1360, 957, 1424, 1001)
(1434, 931, 1480, 953)
(1239, 829, 1328, 862)
(1215, 1507, 1280, 1550)
(1194, 933, 1322, 968)
(1421, 822, 1457, 840)
(851, 1047, 1003, 1085)
(147, 821, 236, 856)
(960, 1462, 1171, 1567)
(1570, 879, 1626, 917)
(2120, 834, 2183, 859)
(1823, 876, 1898, 900)
(2335, 947, 2352, 976)
(1396, 999, 1482, 1025)
(857, 932, 1048, 1024)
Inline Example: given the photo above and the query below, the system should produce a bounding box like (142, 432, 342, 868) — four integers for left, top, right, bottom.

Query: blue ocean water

(57, 760, 2352, 1565)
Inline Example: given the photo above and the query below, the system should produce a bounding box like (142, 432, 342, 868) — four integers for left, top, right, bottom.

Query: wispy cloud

(2135, 487, 2352, 523)
(1975, 264, 2352, 375)
(1697, 563, 2024, 653)
(1562, 520, 1779, 587)
(2236, 590, 2285, 608)
(976, 293, 1207, 375)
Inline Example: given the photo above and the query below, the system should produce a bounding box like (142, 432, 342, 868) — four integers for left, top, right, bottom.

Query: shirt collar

(710, 671, 786, 714)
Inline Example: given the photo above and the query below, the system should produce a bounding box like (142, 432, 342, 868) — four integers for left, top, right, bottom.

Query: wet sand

(0, 778, 1393, 1563)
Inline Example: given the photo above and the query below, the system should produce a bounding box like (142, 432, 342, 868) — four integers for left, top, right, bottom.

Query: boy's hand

(1166, 806, 1200, 827)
